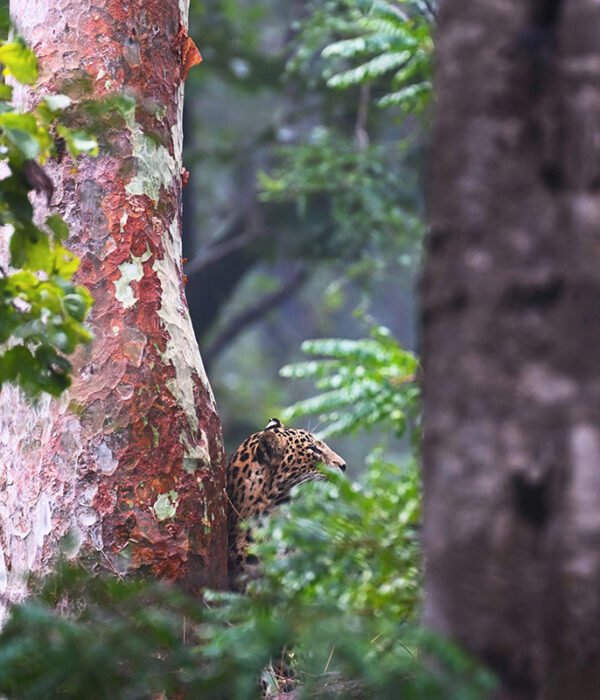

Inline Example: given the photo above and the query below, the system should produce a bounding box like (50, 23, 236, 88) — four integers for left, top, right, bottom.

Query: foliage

(0, 32, 97, 396)
(0, 464, 493, 700)
(287, 0, 433, 111)
(322, 0, 433, 111)
(252, 455, 421, 621)
(259, 128, 424, 264)
(281, 324, 419, 438)
(253, 0, 431, 282)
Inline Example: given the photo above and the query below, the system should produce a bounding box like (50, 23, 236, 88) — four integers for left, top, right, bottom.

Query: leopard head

(226, 418, 346, 584)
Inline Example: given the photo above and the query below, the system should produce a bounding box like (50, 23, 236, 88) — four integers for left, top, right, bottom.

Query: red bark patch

(173, 24, 203, 81)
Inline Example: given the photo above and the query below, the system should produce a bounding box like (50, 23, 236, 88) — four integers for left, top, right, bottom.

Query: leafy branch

(281, 324, 420, 438)
(322, 0, 433, 112)
(0, 33, 97, 396)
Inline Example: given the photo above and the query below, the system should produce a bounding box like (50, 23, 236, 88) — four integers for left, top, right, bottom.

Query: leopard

(226, 417, 347, 590)
(226, 418, 347, 695)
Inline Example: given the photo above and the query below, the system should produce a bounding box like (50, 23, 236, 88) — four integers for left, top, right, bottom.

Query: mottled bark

(423, 2, 600, 698)
(0, 0, 227, 615)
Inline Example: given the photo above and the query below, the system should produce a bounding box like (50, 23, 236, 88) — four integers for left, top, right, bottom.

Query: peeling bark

(423, 2, 600, 698)
(0, 0, 227, 615)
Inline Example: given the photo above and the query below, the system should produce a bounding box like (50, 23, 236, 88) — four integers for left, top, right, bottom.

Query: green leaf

(0, 174, 34, 224)
(326, 51, 411, 88)
(0, 83, 12, 100)
(0, 111, 40, 133)
(0, 6, 10, 39)
(52, 244, 79, 277)
(0, 38, 96, 398)
(4, 127, 39, 158)
(9, 225, 51, 272)
(281, 326, 419, 438)
(45, 214, 69, 242)
(34, 345, 72, 395)
(56, 124, 98, 157)
(62, 293, 88, 323)
(0, 345, 35, 384)
(0, 40, 38, 84)
(43, 94, 71, 111)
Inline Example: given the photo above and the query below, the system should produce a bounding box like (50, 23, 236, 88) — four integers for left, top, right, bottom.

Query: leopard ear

(264, 417, 283, 430)
(255, 429, 285, 465)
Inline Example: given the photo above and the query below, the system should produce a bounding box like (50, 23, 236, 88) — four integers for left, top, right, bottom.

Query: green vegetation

(186, 0, 431, 401)
(0, 551, 492, 700)
(0, 312, 493, 698)
(190, 0, 432, 453)
(0, 30, 95, 396)
(258, 132, 424, 265)
(256, 0, 431, 266)
(0, 2, 497, 698)
(281, 325, 419, 437)
(295, 0, 433, 111)
(0, 454, 492, 700)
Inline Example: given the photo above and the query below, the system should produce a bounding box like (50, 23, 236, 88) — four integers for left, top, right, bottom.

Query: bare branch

(203, 267, 308, 368)
(185, 227, 266, 278)
(355, 84, 371, 150)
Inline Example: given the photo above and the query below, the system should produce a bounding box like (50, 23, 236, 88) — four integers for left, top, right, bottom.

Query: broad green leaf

(46, 214, 69, 242)
(4, 127, 39, 158)
(0, 174, 34, 223)
(0, 40, 97, 398)
(43, 94, 71, 111)
(0, 345, 34, 383)
(57, 124, 98, 157)
(0, 40, 38, 84)
(0, 83, 12, 101)
(0, 6, 9, 38)
(9, 225, 51, 272)
(52, 244, 79, 277)
(62, 293, 88, 323)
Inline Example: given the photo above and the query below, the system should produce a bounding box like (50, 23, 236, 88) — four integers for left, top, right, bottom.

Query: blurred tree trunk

(422, 2, 600, 698)
(0, 0, 227, 616)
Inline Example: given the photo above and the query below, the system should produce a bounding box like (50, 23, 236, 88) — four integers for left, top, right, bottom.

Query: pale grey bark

(423, 2, 600, 698)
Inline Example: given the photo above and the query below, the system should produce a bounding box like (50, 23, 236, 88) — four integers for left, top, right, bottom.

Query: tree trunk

(422, 2, 600, 698)
(0, 0, 227, 616)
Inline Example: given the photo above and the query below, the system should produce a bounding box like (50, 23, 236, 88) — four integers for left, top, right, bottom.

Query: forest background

(182, 0, 428, 463)
(0, 0, 445, 697)
(3, 0, 589, 698)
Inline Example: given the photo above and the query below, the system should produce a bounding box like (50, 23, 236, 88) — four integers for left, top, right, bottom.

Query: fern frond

(327, 51, 411, 88)
(377, 81, 431, 108)
(320, 0, 433, 111)
(281, 326, 419, 438)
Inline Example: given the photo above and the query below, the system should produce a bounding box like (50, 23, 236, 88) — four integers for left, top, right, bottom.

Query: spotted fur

(227, 418, 346, 589)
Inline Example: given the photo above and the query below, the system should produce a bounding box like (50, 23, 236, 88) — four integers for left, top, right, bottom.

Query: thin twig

(185, 227, 266, 277)
(223, 487, 246, 524)
(203, 267, 308, 367)
(355, 84, 371, 150)
(100, 550, 126, 581)
(323, 645, 336, 674)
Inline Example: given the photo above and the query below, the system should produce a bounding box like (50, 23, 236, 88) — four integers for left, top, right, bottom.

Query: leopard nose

(338, 462, 346, 473)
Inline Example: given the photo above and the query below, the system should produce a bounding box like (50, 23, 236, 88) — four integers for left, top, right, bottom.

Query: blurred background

(182, 0, 431, 468)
